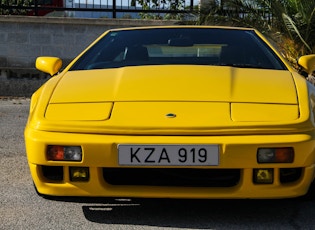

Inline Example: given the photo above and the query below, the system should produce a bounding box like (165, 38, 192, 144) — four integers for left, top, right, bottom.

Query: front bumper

(25, 128, 315, 198)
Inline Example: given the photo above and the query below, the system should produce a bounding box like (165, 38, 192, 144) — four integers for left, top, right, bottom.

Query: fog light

(47, 145, 82, 161)
(257, 147, 294, 163)
(70, 167, 89, 182)
(253, 169, 273, 184)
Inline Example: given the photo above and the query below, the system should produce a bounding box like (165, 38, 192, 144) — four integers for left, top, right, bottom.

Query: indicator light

(47, 145, 82, 161)
(257, 148, 294, 163)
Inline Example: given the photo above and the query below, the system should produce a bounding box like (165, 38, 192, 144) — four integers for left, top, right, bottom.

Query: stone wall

(0, 16, 178, 96)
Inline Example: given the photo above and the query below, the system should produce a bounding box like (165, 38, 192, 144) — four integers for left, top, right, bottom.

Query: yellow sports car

(25, 26, 315, 198)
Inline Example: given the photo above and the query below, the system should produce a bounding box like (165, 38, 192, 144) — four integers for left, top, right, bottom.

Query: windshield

(70, 28, 287, 71)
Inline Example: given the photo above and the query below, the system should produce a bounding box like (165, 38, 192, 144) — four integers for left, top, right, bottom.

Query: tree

(131, 0, 188, 19)
(0, 0, 32, 15)
(281, 0, 315, 54)
(199, 0, 315, 64)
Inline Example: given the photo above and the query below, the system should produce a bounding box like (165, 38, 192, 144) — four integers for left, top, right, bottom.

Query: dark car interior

(70, 28, 287, 71)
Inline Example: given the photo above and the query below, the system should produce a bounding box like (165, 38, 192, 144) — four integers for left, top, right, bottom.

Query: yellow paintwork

(231, 103, 299, 121)
(25, 26, 315, 199)
(298, 54, 315, 75)
(45, 102, 113, 121)
(36, 57, 62, 76)
(48, 67, 298, 103)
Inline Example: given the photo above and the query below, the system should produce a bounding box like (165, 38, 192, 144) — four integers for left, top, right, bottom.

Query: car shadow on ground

(46, 195, 315, 229)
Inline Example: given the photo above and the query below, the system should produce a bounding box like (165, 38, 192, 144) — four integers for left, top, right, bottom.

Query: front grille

(103, 168, 240, 187)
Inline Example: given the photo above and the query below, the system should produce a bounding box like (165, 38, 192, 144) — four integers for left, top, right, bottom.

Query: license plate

(118, 144, 219, 166)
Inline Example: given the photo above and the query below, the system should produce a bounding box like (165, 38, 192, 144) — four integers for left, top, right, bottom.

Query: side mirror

(35, 57, 62, 76)
(297, 54, 315, 76)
